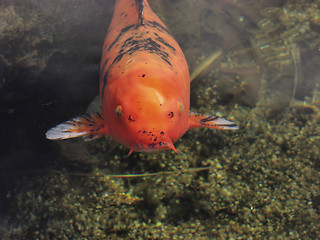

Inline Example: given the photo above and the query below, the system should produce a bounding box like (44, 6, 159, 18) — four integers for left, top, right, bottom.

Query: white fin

(189, 113, 239, 130)
(46, 118, 88, 140)
(46, 113, 106, 141)
(209, 117, 239, 130)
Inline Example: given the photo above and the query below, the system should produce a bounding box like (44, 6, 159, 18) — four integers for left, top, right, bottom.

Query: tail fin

(188, 113, 239, 130)
(46, 112, 107, 141)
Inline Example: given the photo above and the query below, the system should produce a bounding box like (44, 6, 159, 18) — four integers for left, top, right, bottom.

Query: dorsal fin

(135, 0, 144, 25)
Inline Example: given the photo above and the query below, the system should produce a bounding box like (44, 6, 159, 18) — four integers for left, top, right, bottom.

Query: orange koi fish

(46, 0, 238, 155)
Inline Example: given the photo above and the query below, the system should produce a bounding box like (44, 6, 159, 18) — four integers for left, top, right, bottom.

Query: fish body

(46, 0, 238, 154)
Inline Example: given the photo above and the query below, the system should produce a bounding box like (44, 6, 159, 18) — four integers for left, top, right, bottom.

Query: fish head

(104, 79, 189, 153)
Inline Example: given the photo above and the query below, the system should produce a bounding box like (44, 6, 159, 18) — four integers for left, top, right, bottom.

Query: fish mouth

(127, 141, 178, 156)
(126, 130, 179, 156)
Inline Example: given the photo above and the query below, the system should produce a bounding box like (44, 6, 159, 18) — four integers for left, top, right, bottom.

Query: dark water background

(0, 0, 112, 214)
(1, 0, 320, 239)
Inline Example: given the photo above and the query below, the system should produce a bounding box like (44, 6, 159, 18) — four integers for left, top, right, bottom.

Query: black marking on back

(101, 16, 177, 99)
(135, 0, 144, 26)
(146, 20, 172, 36)
(108, 24, 135, 51)
(100, 58, 109, 77)
(155, 35, 176, 52)
(121, 36, 172, 66)
(101, 33, 174, 98)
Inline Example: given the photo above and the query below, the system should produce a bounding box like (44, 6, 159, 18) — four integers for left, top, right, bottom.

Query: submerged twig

(190, 50, 222, 82)
(50, 167, 210, 178)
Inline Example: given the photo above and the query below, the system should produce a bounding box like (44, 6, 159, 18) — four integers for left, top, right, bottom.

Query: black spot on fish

(148, 143, 156, 148)
(90, 127, 101, 132)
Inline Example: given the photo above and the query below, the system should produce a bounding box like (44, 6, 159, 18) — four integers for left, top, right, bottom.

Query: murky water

(1, 0, 319, 239)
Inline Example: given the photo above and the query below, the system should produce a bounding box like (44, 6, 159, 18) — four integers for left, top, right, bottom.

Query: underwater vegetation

(1, 0, 320, 239)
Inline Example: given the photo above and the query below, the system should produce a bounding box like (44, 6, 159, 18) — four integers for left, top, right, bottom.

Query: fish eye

(115, 105, 123, 119)
(168, 112, 174, 118)
(178, 101, 184, 113)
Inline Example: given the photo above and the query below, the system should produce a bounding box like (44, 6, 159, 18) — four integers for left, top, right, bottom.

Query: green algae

(2, 0, 320, 239)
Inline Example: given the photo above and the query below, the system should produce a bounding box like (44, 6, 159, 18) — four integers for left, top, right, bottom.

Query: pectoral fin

(188, 113, 239, 130)
(46, 112, 108, 141)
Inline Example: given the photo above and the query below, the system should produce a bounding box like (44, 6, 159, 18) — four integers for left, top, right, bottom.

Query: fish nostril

(168, 112, 174, 118)
(128, 114, 135, 121)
